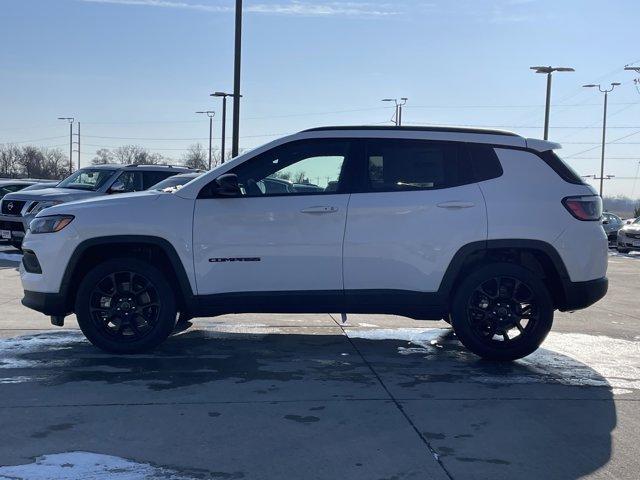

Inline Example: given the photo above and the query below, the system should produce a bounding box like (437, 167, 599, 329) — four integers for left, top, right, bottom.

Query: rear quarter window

(536, 150, 585, 185)
(466, 144, 503, 182)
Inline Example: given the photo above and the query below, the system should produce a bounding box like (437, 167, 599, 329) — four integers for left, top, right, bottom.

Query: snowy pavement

(0, 245, 639, 479)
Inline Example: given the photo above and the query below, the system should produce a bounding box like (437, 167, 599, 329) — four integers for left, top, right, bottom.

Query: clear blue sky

(1, 0, 639, 197)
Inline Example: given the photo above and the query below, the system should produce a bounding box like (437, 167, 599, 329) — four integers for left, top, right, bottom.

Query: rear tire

(450, 263, 553, 361)
(75, 257, 177, 354)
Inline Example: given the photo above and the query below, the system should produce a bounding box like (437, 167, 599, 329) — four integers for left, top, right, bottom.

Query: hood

(41, 190, 160, 216)
(1, 187, 99, 204)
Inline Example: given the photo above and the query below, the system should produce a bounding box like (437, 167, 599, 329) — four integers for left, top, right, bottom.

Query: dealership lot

(0, 245, 639, 479)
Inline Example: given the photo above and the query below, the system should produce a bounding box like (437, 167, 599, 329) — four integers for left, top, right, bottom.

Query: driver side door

(192, 138, 356, 307)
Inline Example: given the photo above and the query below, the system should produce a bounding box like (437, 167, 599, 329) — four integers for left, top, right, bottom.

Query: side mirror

(109, 181, 126, 194)
(213, 174, 241, 197)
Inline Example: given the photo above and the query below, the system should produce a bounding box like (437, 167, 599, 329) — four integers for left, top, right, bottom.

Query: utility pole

(76, 122, 81, 170)
(583, 82, 621, 197)
(530, 66, 574, 140)
(58, 117, 74, 175)
(196, 110, 215, 169)
(382, 98, 408, 126)
(231, 0, 243, 158)
(211, 92, 237, 164)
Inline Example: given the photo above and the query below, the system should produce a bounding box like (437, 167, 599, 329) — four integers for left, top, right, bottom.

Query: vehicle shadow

(0, 328, 618, 479)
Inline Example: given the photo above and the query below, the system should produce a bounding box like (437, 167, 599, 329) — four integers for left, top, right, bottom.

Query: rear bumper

(559, 277, 608, 312)
(22, 290, 69, 316)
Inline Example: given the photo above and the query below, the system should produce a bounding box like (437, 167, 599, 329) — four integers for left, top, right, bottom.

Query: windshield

(634, 218, 640, 224)
(57, 169, 116, 191)
(149, 175, 198, 192)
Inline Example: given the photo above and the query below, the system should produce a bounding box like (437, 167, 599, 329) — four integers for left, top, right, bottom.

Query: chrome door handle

(437, 201, 475, 209)
(300, 206, 339, 214)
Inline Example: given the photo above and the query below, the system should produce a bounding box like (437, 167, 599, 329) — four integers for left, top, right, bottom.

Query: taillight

(562, 195, 602, 221)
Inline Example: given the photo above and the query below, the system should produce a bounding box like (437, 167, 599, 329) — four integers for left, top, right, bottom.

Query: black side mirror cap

(213, 173, 241, 197)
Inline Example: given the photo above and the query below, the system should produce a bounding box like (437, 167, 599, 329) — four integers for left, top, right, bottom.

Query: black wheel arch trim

(59, 235, 195, 313)
(438, 239, 571, 306)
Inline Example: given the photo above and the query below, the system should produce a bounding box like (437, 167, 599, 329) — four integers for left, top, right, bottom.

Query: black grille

(626, 232, 640, 240)
(0, 220, 24, 232)
(22, 250, 42, 274)
(1, 200, 26, 216)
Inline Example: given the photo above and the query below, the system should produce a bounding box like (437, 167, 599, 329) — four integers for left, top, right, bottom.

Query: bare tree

(0, 144, 69, 180)
(182, 143, 208, 170)
(113, 145, 163, 165)
(92, 148, 115, 165)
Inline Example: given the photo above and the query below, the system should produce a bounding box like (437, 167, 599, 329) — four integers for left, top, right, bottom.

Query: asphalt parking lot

(0, 245, 638, 479)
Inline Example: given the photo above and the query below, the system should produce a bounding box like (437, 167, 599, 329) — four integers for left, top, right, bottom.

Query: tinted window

(229, 139, 351, 197)
(364, 139, 469, 192)
(537, 150, 585, 185)
(143, 171, 176, 190)
(115, 171, 144, 192)
(467, 143, 503, 182)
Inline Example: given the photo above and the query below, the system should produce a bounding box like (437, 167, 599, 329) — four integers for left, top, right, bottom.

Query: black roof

(301, 125, 520, 137)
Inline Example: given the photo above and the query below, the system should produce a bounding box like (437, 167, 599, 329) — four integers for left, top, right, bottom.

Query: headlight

(29, 215, 74, 234)
(618, 230, 626, 237)
(29, 201, 63, 215)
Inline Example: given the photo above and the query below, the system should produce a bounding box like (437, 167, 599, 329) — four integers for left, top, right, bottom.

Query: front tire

(450, 263, 553, 361)
(75, 258, 177, 354)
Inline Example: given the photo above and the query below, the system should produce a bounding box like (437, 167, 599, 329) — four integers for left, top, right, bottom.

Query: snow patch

(0, 451, 196, 480)
(346, 328, 640, 394)
(0, 331, 83, 372)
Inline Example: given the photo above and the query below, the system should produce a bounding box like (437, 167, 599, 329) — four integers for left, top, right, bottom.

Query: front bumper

(22, 290, 70, 316)
(0, 214, 29, 242)
(559, 277, 608, 312)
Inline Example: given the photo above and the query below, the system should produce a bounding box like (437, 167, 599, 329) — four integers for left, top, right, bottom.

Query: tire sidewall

(450, 262, 553, 361)
(75, 257, 177, 354)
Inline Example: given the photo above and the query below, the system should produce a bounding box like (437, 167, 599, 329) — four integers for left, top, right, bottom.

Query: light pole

(57, 117, 74, 175)
(211, 92, 240, 164)
(583, 82, 621, 197)
(382, 98, 408, 126)
(530, 66, 575, 140)
(231, 0, 243, 158)
(196, 110, 215, 169)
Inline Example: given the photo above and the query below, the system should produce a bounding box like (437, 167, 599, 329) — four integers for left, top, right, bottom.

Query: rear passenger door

(343, 139, 489, 300)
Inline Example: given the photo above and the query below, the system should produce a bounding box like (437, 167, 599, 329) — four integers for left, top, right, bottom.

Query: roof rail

(301, 125, 520, 137)
(125, 164, 176, 168)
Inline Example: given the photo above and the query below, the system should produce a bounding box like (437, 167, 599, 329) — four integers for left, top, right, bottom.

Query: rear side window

(466, 143, 503, 182)
(364, 139, 471, 192)
(143, 171, 176, 190)
(537, 150, 585, 185)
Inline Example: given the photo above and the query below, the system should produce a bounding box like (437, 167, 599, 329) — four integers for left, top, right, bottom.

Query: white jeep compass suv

(19, 126, 608, 360)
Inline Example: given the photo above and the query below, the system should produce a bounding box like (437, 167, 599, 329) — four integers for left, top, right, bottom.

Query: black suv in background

(0, 164, 193, 249)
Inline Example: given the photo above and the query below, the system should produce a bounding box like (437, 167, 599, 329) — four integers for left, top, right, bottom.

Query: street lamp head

(624, 66, 640, 71)
(381, 98, 394, 102)
(611, 82, 621, 86)
(530, 66, 551, 73)
(531, 66, 574, 74)
(582, 84, 598, 88)
(57, 117, 74, 122)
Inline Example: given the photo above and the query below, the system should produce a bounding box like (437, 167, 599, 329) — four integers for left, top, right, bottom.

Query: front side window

(230, 140, 351, 197)
(114, 171, 144, 192)
(58, 169, 116, 191)
(365, 139, 468, 192)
